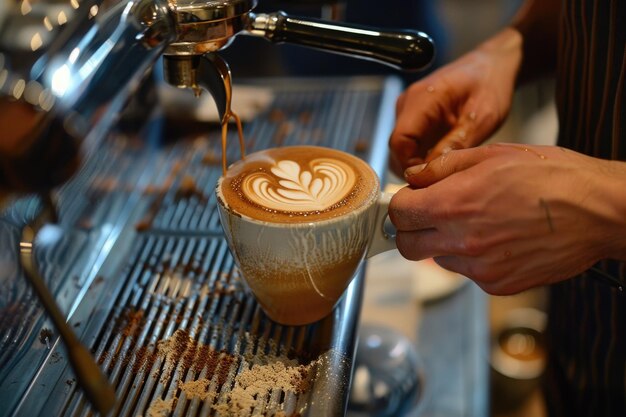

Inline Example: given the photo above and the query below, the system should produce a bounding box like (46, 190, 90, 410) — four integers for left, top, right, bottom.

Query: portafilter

(162, 0, 434, 122)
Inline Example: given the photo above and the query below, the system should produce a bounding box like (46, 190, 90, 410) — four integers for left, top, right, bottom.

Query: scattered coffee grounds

(136, 158, 207, 232)
(194, 344, 218, 375)
(157, 329, 239, 388)
(146, 397, 175, 417)
(298, 111, 312, 125)
(134, 159, 187, 232)
(98, 350, 108, 365)
(175, 175, 206, 202)
(293, 365, 311, 394)
(50, 351, 62, 364)
(144, 329, 317, 417)
(201, 150, 220, 166)
(213, 280, 238, 296)
(354, 138, 370, 153)
(157, 329, 191, 383)
(238, 360, 311, 395)
(76, 218, 94, 229)
(182, 259, 203, 276)
(212, 359, 317, 416)
(91, 176, 119, 193)
(121, 309, 144, 338)
(268, 109, 286, 123)
(180, 379, 214, 402)
(132, 345, 158, 375)
(39, 328, 53, 345)
(182, 337, 199, 371)
(134, 190, 166, 232)
(216, 353, 235, 388)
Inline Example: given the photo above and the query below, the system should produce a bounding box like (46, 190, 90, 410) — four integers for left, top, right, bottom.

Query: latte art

(242, 158, 355, 212)
(219, 146, 379, 224)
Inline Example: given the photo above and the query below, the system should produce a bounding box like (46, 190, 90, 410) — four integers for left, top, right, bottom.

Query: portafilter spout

(163, 52, 245, 172)
(163, 53, 232, 124)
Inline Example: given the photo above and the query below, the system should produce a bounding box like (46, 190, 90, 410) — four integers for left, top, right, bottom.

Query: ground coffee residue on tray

(144, 329, 316, 417)
(146, 397, 175, 417)
(212, 360, 313, 416)
(157, 329, 236, 387)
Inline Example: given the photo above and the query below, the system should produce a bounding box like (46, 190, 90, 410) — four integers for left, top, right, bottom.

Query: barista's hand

(389, 28, 523, 176)
(388, 143, 626, 295)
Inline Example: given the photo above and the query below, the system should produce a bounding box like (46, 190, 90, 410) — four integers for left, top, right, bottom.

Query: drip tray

(0, 76, 402, 417)
(57, 235, 352, 417)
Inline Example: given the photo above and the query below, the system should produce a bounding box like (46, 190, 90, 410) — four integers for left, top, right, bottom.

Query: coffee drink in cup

(216, 146, 394, 325)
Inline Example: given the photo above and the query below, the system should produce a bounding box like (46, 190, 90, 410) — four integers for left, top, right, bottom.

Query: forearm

(510, 0, 561, 82)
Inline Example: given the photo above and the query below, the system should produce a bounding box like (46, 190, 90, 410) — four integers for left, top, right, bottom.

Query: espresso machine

(0, 0, 437, 415)
(0, 0, 434, 197)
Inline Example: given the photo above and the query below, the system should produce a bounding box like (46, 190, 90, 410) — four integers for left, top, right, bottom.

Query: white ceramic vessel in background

(216, 148, 395, 326)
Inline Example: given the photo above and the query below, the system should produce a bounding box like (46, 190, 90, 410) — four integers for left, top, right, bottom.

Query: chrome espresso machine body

(0, 1, 434, 416)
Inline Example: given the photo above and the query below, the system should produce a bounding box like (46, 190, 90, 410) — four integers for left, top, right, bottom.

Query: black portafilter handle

(247, 11, 435, 72)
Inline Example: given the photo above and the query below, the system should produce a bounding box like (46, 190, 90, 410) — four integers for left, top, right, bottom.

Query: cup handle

(366, 191, 397, 258)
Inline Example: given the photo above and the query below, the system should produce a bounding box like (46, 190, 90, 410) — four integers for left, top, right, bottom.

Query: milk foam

(241, 158, 355, 212)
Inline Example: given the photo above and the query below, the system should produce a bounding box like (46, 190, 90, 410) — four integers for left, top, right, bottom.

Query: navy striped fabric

(544, 0, 626, 416)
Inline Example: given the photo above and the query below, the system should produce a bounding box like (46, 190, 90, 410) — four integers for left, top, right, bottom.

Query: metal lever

(19, 195, 116, 415)
(246, 11, 435, 72)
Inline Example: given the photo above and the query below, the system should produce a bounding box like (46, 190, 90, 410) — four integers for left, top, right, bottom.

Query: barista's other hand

(388, 143, 626, 295)
(389, 28, 523, 176)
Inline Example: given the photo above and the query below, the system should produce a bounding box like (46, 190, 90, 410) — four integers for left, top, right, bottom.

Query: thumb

(404, 145, 497, 188)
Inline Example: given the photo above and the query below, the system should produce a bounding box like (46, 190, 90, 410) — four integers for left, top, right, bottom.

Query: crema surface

(218, 146, 379, 224)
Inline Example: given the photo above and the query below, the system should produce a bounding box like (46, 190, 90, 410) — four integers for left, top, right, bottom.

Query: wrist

(593, 161, 626, 261)
(477, 27, 524, 56)
(473, 28, 524, 91)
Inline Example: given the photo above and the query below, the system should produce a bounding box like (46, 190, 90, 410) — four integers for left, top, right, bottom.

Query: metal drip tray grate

(0, 76, 401, 417)
(55, 235, 350, 417)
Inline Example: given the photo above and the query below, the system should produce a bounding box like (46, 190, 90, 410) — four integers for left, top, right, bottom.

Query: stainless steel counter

(417, 283, 489, 416)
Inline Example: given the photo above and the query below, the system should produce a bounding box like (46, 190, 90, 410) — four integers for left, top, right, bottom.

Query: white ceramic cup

(216, 146, 396, 326)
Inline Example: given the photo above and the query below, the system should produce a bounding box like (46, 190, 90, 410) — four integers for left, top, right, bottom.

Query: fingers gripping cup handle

(367, 192, 397, 257)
